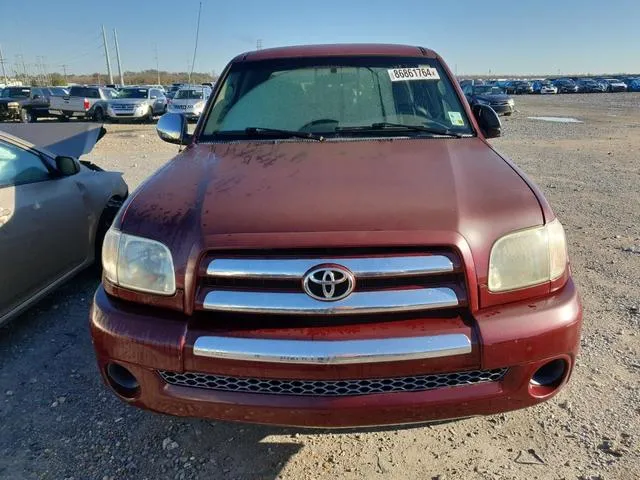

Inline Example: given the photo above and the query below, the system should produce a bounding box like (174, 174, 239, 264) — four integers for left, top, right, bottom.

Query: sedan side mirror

(472, 104, 501, 139)
(55, 156, 80, 176)
(150, 95, 158, 99)
(157, 112, 191, 145)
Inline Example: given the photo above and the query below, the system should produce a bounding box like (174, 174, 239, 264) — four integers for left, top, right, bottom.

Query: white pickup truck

(49, 86, 118, 121)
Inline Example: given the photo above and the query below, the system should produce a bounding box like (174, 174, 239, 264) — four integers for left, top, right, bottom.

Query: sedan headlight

(488, 219, 567, 292)
(102, 228, 176, 295)
(7, 102, 19, 108)
(507, 99, 515, 106)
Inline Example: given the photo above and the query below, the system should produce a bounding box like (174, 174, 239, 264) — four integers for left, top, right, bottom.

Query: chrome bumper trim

(206, 255, 454, 279)
(192, 334, 471, 364)
(202, 287, 459, 315)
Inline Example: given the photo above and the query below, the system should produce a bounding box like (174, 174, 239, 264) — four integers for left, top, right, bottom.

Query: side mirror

(150, 95, 158, 99)
(33, 95, 42, 100)
(55, 156, 80, 176)
(156, 112, 190, 145)
(472, 104, 501, 139)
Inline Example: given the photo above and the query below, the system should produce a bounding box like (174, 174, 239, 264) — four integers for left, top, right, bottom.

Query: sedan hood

(120, 139, 543, 272)
(475, 93, 511, 103)
(0, 123, 105, 158)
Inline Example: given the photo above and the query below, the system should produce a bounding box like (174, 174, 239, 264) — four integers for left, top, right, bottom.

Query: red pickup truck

(90, 44, 582, 428)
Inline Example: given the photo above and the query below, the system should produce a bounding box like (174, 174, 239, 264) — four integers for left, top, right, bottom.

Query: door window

(0, 141, 51, 188)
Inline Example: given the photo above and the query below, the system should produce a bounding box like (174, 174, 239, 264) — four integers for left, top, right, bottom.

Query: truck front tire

(19, 109, 35, 123)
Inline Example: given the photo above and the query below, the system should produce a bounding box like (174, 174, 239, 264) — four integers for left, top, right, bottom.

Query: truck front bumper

(90, 279, 582, 428)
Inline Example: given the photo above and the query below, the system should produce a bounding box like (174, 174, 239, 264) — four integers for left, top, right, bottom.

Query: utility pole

(61, 64, 68, 84)
(101, 25, 114, 84)
(155, 44, 160, 85)
(188, 2, 202, 84)
(256, 39, 263, 50)
(113, 28, 124, 86)
(0, 44, 9, 84)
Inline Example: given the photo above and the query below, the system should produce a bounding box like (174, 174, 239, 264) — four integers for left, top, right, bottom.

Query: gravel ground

(0, 93, 639, 480)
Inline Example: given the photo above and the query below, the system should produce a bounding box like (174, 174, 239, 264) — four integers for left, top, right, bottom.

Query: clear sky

(1, 0, 639, 77)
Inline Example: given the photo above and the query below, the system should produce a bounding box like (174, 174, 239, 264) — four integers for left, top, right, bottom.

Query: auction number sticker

(388, 66, 440, 82)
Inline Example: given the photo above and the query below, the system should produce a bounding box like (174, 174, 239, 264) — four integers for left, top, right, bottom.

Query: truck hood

(120, 138, 544, 276)
(0, 97, 27, 105)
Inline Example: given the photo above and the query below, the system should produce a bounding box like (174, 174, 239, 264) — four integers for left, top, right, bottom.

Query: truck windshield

(201, 56, 473, 140)
(117, 89, 149, 99)
(2, 88, 30, 98)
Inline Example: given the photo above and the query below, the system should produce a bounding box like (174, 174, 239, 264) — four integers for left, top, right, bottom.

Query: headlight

(193, 101, 204, 110)
(488, 219, 567, 292)
(102, 228, 176, 295)
(7, 102, 19, 108)
(507, 99, 515, 106)
(475, 99, 490, 106)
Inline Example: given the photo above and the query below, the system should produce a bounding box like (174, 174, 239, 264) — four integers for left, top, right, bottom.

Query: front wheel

(92, 108, 105, 122)
(19, 108, 34, 123)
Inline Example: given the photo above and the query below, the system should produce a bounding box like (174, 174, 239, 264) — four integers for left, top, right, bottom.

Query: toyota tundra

(90, 44, 582, 428)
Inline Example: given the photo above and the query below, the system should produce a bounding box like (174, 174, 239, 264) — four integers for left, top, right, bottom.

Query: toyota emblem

(303, 265, 355, 301)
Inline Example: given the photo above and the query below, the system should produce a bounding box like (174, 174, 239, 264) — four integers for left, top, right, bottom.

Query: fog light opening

(106, 363, 140, 399)
(529, 359, 567, 397)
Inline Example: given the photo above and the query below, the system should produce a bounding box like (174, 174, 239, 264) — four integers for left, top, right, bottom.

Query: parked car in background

(462, 84, 514, 115)
(166, 85, 211, 120)
(553, 79, 579, 93)
(0, 123, 128, 326)
(91, 43, 582, 428)
(576, 79, 606, 93)
(49, 86, 118, 121)
(106, 87, 167, 123)
(603, 78, 627, 92)
(532, 80, 558, 94)
(505, 81, 533, 95)
(0, 87, 54, 123)
(626, 78, 640, 92)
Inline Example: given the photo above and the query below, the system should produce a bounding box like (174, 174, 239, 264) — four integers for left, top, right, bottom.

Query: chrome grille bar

(206, 255, 454, 280)
(192, 334, 471, 364)
(202, 287, 459, 315)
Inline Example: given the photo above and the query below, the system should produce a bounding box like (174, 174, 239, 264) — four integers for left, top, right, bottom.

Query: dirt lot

(0, 93, 639, 480)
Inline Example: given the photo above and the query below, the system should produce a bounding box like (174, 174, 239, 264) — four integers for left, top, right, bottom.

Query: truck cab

(90, 44, 582, 428)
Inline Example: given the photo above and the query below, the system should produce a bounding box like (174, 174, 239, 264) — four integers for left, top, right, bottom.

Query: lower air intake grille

(159, 368, 507, 397)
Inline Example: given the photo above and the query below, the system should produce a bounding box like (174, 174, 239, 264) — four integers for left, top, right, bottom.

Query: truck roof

(237, 44, 437, 62)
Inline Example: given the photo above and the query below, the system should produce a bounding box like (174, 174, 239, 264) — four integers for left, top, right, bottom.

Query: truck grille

(196, 249, 466, 316)
(159, 368, 507, 396)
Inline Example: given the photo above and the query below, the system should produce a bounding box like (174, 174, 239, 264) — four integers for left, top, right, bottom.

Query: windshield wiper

(335, 122, 464, 138)
(245, 127, 324, 142)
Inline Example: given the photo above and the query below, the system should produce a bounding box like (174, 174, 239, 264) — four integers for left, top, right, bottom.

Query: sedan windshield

(473, 86, 504, 95)
(202, 56, 473, 140)
(117, 89, 149, 99)
(175, 89, 205, 100)
(2, 88, 30, 98)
